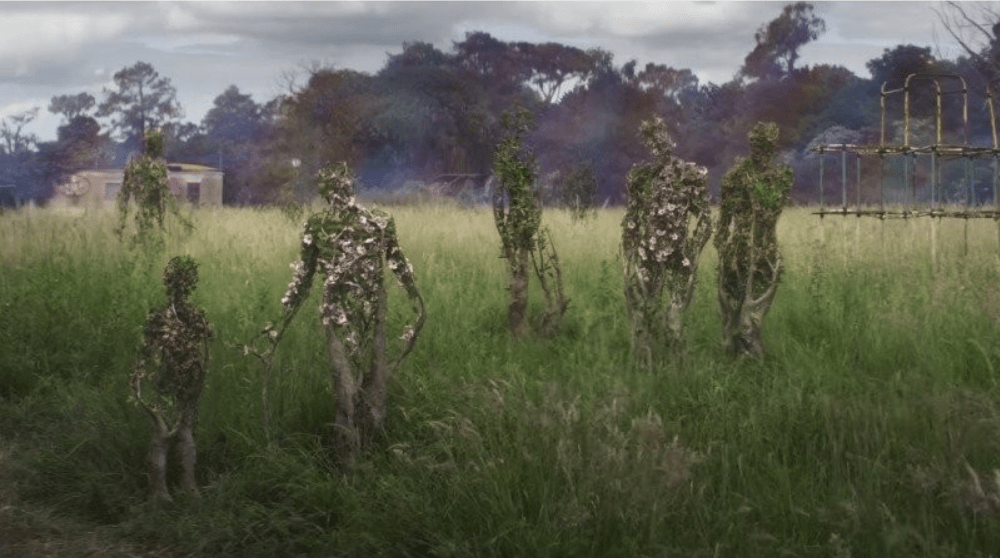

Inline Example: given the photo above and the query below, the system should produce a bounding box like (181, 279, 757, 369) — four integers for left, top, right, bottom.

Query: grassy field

(2, 202, 1000, 557)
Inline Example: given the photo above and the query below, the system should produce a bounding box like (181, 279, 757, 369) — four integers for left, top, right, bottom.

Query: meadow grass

(2, 202, 1000, 557)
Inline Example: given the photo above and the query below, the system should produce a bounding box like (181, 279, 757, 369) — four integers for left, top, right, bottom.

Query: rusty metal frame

(810, 73, 1000, 218)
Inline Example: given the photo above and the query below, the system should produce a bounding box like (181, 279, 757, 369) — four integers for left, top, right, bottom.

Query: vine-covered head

(143, 129, 166, 159)
(638, 117, 676, 159)
(748, 122, 780, 165)
(163, 255, 200, 299)
(318, 162, 356, 207)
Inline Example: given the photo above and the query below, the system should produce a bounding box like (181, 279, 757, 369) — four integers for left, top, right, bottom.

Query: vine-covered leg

(176, 415, 200, 497)
(147, 413, 173, 502)
(328, 330, 360, 461)
(361, 281, 390, 443)
(508, 250, 530, 337)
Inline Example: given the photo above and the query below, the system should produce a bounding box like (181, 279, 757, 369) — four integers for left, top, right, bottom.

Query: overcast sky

(0, 1, 971, 143)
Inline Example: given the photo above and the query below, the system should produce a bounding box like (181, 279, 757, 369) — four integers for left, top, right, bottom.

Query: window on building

(186, 182, 201, 205)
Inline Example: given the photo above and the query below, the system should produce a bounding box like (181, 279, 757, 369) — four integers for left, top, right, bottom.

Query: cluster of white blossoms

(623, 118, 711, 288)
(269, 163, 426, 461)
(622, 118, 714, 353)
(281, 259, 310, 308)
(279, 165, 423, 364)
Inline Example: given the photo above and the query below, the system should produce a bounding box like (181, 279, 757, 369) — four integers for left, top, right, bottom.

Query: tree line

(3, 2, 999, 207)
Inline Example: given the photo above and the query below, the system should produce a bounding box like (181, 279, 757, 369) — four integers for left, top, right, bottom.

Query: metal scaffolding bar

(810, 73, 998, 219)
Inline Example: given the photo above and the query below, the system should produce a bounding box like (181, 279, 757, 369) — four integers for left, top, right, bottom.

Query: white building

(52, 163, 223, 207)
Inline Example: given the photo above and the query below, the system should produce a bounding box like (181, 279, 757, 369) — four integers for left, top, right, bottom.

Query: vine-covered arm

(278, 229, 320, 334)
(129, 327, 162, 422)
(384, 220, 426, 365)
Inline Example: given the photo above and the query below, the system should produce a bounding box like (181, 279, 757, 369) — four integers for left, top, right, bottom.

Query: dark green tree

(48, 92, 96, 123)
(454, 31, 530, 95)
(49, 116, 114, 182)
(558, 162, 599, 222)
(866, 44, 937, 89)
(97, 62, 183, 148)
(742, 2, 826, 81)
(0, 108, 39, 155)
(516, 41, 596, 103)
(202, 85, 264, 148)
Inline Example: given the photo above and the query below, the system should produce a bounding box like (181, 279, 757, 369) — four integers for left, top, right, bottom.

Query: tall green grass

(2, 203, 1000, 557)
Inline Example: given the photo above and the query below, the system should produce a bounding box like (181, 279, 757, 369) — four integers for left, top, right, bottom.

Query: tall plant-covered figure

(115, 129, 191, 247)
(622, 118, 713, 363)
(715, 122, 793, 358)
(277, 163, 425, 461)
(493, 108, 567, 337)
(130, 256, 212, 502)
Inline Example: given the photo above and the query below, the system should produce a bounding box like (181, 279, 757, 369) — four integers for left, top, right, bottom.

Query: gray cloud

(0, 1, 967, 141)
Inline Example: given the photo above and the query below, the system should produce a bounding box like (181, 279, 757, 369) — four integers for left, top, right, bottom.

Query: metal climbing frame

(810, 73, 1000, 218)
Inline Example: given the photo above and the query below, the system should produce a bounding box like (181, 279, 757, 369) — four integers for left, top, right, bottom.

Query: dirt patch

(0, 443, 178, 558)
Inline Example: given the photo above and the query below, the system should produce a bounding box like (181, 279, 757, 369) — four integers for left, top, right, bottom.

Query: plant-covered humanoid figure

(276, 163, 426, 461)
(130, 255, 212, 502)
(115, 129, 192, 246)
(493, 108, 568, 337)
(715, 121, 793, 358)
(559, 162, 599, 223)
(622, 118, 713, 363)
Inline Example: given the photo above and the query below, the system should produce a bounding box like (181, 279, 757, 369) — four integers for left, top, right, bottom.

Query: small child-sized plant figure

(130, 255, 212, 502)
(115, 129, 192, 247)
(493, 108, 568, 337)
(622, 117, 713, 363)
(275, 162, 426, 461)
(559, 162, 599, 223)
(715, 121, 793, 358)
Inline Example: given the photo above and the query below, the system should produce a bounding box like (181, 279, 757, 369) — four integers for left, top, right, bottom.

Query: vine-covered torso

(131, 256, 212, 424)
(115, 130, 191, 242)
(622, 118, 712, 300)
(280, 164, 421, 364)
(715, 122, 793, 301)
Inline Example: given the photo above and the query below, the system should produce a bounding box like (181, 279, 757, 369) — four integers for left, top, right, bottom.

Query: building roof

(166, 163, 220, 172)
(75, 163, 221, 174)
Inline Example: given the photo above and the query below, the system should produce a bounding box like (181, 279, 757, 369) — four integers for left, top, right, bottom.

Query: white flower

(331, 308, 348, 325)
(682, 257, 690, 267)
(400, 326, 415, 342)
(303, 233, 313, 246)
